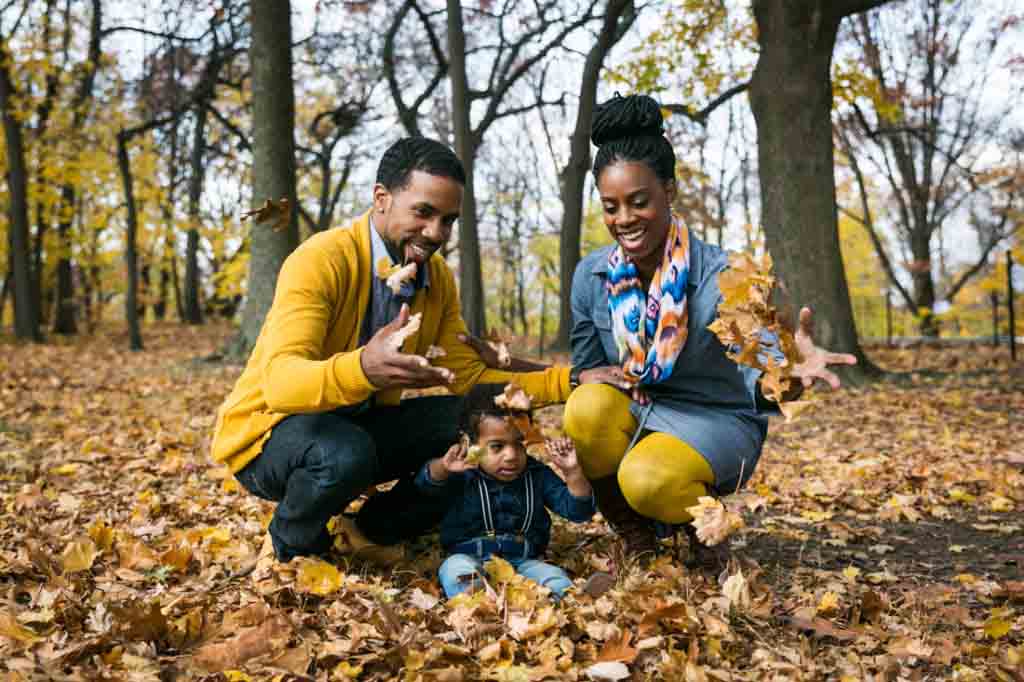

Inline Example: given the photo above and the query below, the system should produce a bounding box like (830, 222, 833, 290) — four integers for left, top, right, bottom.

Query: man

(212, 137, 587, 562)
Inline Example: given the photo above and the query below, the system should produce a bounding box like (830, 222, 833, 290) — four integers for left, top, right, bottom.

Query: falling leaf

(685, 496, 744, 546)
(61, 537, 98, 573)
(466, 444, 484, 465)
(485, 329, 512, 368)
(494, 383, 532, 411)
(508, 413, 546, 447)
(378, 260, 417, 295)
(241, 197, 291, 231)
(387, 312, 422, 351)
(295, 558, 344, 596)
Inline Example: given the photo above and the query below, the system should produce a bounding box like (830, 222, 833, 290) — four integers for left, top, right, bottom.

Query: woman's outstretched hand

(791, 307, 858, 389)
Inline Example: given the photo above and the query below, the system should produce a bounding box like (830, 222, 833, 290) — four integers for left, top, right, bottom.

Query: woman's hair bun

(590, 94, 664, 147)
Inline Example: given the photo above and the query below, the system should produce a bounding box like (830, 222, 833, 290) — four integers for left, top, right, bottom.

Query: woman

(560, 94, 856, 568)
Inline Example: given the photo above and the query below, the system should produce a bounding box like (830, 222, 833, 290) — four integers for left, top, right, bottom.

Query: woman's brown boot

(683, 524, 730, 574)
(590, 475, 659, 559)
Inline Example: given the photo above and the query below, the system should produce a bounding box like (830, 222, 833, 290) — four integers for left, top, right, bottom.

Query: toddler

(414, 385, 595, 599)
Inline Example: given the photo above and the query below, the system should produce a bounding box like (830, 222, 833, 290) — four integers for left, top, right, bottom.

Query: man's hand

(546, 437, 591, 497)
(361, 304, 455, 389)
(791, 307, 858, 389)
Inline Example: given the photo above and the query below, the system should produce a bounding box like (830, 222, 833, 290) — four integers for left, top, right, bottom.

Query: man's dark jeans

(235, 395, 462, 561)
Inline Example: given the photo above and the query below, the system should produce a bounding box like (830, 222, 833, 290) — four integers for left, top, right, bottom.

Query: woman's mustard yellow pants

(563, 384, 714, 523)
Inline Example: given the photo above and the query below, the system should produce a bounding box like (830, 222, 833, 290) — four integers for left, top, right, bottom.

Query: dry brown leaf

(61, 537, 98, 573)
(193, 614, 292, 671)
(387, 311, 422, 351)
(596, 630, 638, 663)
(377, 259, 417, 295)
(494, 383, 532, 411)
(685, 496, 744, 546)
(485, 329, 512, 368)
(241, 197, 291, 231)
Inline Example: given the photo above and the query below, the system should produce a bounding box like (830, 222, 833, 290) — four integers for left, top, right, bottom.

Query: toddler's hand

(546, 437, 581, 476)
(441, 440, 477, 473)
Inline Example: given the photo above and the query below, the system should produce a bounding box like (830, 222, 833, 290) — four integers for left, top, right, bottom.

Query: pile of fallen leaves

(1, 324, 1021, 680)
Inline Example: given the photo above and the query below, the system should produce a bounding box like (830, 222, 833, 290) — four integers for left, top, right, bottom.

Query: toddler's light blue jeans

(438, 553, 572, 600)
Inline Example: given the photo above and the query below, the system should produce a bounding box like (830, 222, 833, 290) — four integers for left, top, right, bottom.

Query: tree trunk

(53, 184, 78, 334)
(0, 43, 42, 342)
(229, 0, 300, 358)
(910, 232, 938, 336)
(116, 132, 144, 351)
(446, 0, 486, 336)
(53, 0, 102, 335)
(185, 105, 207, 324)
(169, 233, 184, 321)
(555, 0, 636, 350)
(154, 265, 170, 320)
(1, 266, 10, 327)
(748, 0, 875, 380)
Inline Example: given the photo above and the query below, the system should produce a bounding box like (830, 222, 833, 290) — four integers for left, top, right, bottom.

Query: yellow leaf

(62, 537, 98, 573)
(816, 591, 840, 615)
(50, 463, 78, 475)
(485, 556, 516, 585)
(403, 648, 426, 671)
(333, 661, 363, 679)
(984, 610, 1012, 640)
(295, 558, 343, 596)
(224, 672, 253, 682)
(0, 611, 40, 645)
(88, 520, 115, 552)
(990, 495, 1014, 512)
(842, 566, 860, 582)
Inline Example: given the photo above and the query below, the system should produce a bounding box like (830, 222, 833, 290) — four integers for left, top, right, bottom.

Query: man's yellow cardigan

(212, 211, 571, 474)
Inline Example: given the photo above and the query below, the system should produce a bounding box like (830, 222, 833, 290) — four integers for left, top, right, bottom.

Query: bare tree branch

(662, 81, 749, 127)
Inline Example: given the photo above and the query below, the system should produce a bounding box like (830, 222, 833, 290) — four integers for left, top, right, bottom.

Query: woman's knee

(618, 435, 713, 522)
(563, 384, 631, 441)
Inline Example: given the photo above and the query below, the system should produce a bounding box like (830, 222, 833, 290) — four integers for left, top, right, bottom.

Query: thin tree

(553, 0, 637, 350)
(0, 16, 42, 341)
(228, 0, 299, 358)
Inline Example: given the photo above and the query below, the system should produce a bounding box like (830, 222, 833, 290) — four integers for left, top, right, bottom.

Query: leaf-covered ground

(1, 324, 1022, 681)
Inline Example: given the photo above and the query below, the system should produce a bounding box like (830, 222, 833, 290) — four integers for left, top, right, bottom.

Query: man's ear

(372, 183, 391, 214)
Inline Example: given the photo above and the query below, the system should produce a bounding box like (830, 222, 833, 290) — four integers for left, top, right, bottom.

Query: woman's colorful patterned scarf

(606, 215, 690, 385)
